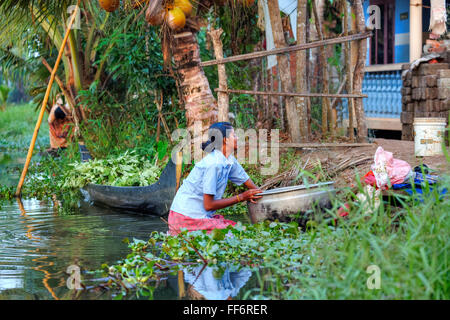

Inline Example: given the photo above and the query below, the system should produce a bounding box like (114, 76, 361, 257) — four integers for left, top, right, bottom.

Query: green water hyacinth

(61, 150, 162, 189)
(106, 221, 314, 284)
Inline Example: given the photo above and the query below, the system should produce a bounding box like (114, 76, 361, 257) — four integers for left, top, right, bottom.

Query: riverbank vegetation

(102, 174, 449, 299)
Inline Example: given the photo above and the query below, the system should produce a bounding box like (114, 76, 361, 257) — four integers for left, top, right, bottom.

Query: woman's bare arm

(203, 194, 239, 211)
(243, 178, 259, 190)
(203, 189, 262, 211)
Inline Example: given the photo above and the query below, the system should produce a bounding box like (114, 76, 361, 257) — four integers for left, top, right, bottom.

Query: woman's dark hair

(201, 122, 234, 152)
(54, 106, 66, 120)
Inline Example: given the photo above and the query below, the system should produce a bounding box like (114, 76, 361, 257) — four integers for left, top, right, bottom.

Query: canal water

(0, 197, 256, 300)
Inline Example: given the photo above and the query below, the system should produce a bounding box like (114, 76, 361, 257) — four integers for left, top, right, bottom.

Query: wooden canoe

(81, 159, 177, 216)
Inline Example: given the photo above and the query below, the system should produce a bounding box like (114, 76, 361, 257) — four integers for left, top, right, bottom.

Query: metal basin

(247, 182, 336, 224)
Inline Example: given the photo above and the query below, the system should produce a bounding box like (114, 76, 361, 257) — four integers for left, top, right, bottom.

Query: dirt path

(271, 138, 450, 190)
(328, 138, 448, 189)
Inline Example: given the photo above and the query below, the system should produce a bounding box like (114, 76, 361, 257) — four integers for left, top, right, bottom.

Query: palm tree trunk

(171, 31, 218, 135)
(67, 29, 83, 92)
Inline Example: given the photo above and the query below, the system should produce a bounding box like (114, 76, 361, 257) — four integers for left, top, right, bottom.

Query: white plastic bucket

(413, 118, 447, 156)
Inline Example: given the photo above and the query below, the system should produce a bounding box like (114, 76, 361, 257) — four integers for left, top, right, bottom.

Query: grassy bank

(0, 103, 49, 152)
(0, 103, 50, 191)
(0, 103, 76, 205)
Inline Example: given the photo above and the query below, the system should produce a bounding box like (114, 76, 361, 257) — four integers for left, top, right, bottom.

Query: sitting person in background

(47, 97, 72, 155)
(168, 122, 262, 235)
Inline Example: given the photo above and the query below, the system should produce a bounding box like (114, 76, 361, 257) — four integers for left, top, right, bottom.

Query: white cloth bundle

(429, 0, 447, 36)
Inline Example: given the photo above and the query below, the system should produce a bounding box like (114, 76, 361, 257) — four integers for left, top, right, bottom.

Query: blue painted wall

(364, 0, 370, 65)
(364, 0, 411, 65)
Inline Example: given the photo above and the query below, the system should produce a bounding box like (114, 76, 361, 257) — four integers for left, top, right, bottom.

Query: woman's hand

(239, 189, 263, 204)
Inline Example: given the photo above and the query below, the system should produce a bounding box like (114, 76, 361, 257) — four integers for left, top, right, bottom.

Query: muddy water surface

(0, 198, 172, 299)
(0, 197, 255, 300)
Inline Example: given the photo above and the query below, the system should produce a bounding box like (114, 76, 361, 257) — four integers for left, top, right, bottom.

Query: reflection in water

(181, 264, 252, 300)
(1, 196, 252, 300)
(0, 198, 169, 300)
(31, 255, 59, 300)
(18, 199, 41, 241)
(17, 198, 59, 300)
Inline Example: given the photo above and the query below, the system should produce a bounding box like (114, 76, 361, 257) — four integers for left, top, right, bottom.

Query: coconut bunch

(146, 0, 255, 31)
(145, 0, 193, 31)
(97, 0, 256, 69)
(143, 0, 196, 70)
(99, 1, 255, 27)
(98, 0, 121, 12)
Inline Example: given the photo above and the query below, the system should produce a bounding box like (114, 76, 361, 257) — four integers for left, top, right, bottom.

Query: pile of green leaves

(61, 150, 162, 189)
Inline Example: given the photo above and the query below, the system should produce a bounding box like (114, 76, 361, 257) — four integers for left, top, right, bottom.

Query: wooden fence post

(296, 0, 309, 141)
(312, 0, 331, 137)
(208, 27, 229, 122)
(344, 0, 355, 142)
(353, 0, 368, 142)
(267, 0, 302, 142)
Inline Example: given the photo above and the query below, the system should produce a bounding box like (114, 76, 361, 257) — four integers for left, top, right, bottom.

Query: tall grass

(247, 175, 450, 299)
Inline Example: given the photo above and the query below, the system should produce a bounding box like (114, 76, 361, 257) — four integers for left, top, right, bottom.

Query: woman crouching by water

(168, 122, 262, 235)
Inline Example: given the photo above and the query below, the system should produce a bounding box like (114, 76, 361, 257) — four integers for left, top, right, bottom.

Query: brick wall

(400, 59, 450, 141)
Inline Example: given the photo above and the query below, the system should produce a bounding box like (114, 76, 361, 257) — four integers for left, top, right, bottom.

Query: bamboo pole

(15, 2, 80, 197)
(215, 88, 367, 99)
(177, 269, 185, 299)
(296, 0, 308, 141)
(156, 91, 172, 142)
(410, 0, 423, 62)
(200, 32, 372, 67)
(353, 0, 368, 142)
(267, 0, 300, 142)
(330, 75, 347, 109)
(305, 6, 312, 138)
(275, 142, 373, 148)
(156, 116, 161, 143)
